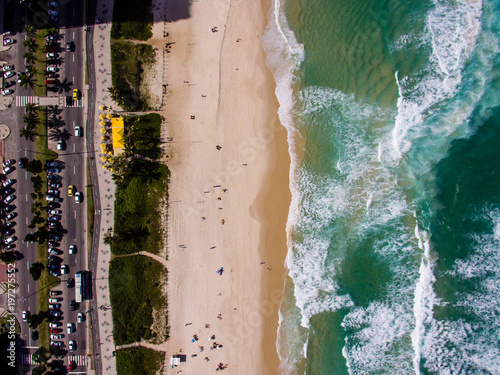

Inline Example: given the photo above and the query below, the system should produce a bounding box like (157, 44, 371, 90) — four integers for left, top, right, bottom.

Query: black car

(4, 221, 15, 228)
(31, 331, 38, 341)
(3, 188, 15, 196)
(67, 278, 74, 288)
(3, 229, 15, 236)
(18, 158, 27, 169)
(4, 244, 15, 250)
(4, 205, 15, 213)
(2, 81, 15, 89)
(65, 95, 73, 106)
(70, 300, 77, 311)
(66, 41, 74, 52)
(48, 233, 61, 241)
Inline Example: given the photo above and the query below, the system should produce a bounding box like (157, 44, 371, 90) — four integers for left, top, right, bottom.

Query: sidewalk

(87, 0, 117, 373)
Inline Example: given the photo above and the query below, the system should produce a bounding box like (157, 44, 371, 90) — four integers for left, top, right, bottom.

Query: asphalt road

(1, 0, 92, 370)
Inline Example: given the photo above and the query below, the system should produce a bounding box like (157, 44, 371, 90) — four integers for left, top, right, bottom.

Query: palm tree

(20, 126, 37, 141)
(23, 113, 39, 129)
(23, 51, 36, 64)
(23, 38, 37, 52)
(18, 73, 35, 90)
(24, 25, 36, 39)
(25, 103, 38, 116)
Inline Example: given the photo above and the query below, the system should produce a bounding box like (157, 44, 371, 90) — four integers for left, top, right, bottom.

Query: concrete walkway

(85, 0, 117, 373)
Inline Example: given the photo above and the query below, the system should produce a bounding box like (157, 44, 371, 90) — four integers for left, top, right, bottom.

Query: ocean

(263, 0, 500, 373)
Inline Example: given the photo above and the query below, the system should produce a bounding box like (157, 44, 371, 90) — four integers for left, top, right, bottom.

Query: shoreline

(158, 0, 290, 372)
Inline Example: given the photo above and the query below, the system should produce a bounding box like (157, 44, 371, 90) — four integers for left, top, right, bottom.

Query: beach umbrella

(101, 156, 107, 162)
(99, 114, 105, 120)
(100, 128, 106, 134)
(99, 106, 104, 110)
(100, 143, 106, 153)
(101, 135, 107, 140)
(106, 113, 113, 119)
(100, 120, 106, 126)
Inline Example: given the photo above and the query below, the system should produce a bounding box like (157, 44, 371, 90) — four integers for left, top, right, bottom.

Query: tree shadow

(49, 128, 71, 142)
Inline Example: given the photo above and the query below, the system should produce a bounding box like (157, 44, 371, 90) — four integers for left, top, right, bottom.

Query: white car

(2, 89, 14, 96)
(68, 340, 76, 352)
(69, 245, 76, 254)
(49, 322, 62, 328)
(3, 195, 15, 204)
(77, 313, 85, 323)
(74, 126, 82, 137)
(50, 334, 62, 340)
(22, 311, 29, 321)
(3, 166, 15, 174)
(3, 38, 14, 46)
(46, 66, 59, 72)
(4, 71, 15, 79)
(2, 65, 14, 72)
(67, 322, 75, 334)
(46, 52, 57, 58)
(48, 210, 62, 215)
(75, 192, 82, 203)
(49, 298, 62, 303)
(60, 264, 69, 274)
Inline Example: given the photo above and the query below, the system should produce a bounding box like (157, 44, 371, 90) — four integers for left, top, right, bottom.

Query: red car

(50, 329, 61, 334)
(46, 79, 56, 85)
(68, 361, 76, 370)
(46, 46, 57, 53)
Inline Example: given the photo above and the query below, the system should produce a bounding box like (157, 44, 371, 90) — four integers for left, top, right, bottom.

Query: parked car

(46, 66, 59, 72)
(5, 212, 17, 221)
(67, 278, 74, 288)
(48, 182, 62, 189)
(46, 46, 57, 53)
(48, 215, 60, 222)
(3, 179, 15, 188)
(47, 174, 59, 180)
(3, 166, 15, 174)
(48, 210, 62, 215)
(50, 334, 62, 340)
(48, 9, 58, 16)
(46, 52, 57, 59)
(70, 300, 77, 311)
(46, 35, 57, 42)
(2, 159, 15, 167)
(47, 168, 60, 174)
(50, 329, 61, 334)
(31, 331, 38, 341)
(3, 38, 15, 46)
(3, 195, 15, 204)
(50, 341, 62, 347)
(1, 89, 14, 96)
(49, 322, 62, 328)
(3, 71, 15, 79)
(48, 255, 62, 263)
(48, 248, 62, 255)
(45, 79, 57, 84)
(49, 233, 61, 241)
(4, 205, 16, 213)
(48, 1, 58, 8)
(60, 264, 69, 274)
(46, 161, 58, 167)
(68, 361, 76, 370)
(49, 298, 62, 303)
(3, 229, 15, 237)
(47, 189, 60, 196)
(4, 236, 17, 245)
(50, 310, 61, 317)
(49, 304, 61, 310)
(2, 81, 15, 89)
(56, 141, 65, 151)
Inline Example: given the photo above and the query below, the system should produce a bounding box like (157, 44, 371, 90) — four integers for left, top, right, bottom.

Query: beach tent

(106, 113, 113, 119)
(170, 357, 181, 367)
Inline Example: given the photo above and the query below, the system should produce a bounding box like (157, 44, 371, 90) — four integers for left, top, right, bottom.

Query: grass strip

(116, 346, 164, 375)
(33, 30, 48, 97)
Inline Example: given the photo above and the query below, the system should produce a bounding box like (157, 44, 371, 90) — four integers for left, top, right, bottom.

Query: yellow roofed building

(111, 117, 125, 155)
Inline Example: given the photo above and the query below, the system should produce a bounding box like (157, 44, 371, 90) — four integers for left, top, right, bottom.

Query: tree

(0, 251, 17, 264)
(27, 314, 38, 329)
(32, 347, 51, 365)
(24, 25, 36, 39)
(32, 366, 46, 375)
(103, 232, 115, 246)
(25, 102, 38, 115)
(26, 159, 43, 174)
(19, 126, 36, 141)
(24, 233, 37, 243)
(23, 51, 36, 64)
(18, 72, 35, 90)
(22, 37, 37, 52)
(29, 262, 45, 281)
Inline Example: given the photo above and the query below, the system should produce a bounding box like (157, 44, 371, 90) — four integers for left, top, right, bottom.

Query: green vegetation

(86, 158, 94, 265)
(111, 0, 153, 41)
(0, 252, 16, 264)
(29, 262, 45, 281)
(116, 347, 165, 375)
(123, 114, 163, 159)
(109, 41, 155, 111)
(109, 256, 166, 345)
(34, 30, 48, 97)
(0, 314, 20, 334)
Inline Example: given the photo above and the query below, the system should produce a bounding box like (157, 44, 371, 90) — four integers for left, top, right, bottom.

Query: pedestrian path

(68, 354, 88, 367)
(21, 354, 34, 365)
(64, 99, 84, 108)
(15, 96, 38, 106)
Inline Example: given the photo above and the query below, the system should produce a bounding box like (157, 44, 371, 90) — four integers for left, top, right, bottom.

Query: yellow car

(68, 185, 75, 197)
(72, 89, 80, 100)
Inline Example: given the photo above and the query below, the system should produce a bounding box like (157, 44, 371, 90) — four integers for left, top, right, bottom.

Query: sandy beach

(159, 0, 290, 373)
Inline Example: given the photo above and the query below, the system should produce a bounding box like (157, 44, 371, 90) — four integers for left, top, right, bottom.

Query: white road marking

(26, 217, 29, 224)
(73, 76, 75, 82)
(27, 284, 29, 292)
(73, 143, 76, 152)
(74, 166, 76, 174)
(73, 31, 75, 38)
(74, 211, 77, 219)
(26, 262, 29, 270)
(73, 55, 75, 63)
(25, 194, 28, 201)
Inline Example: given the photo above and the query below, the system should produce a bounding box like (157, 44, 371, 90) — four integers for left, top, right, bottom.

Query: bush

(29, 262, 45, 281)
(111, 0, 153, 41)
(109, 256, 165, 345)
(116, 347, 164, 375)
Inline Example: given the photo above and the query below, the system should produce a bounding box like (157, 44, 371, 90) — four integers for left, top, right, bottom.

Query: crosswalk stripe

(15, 96, 38, 107)
(68, 354, 87, 366)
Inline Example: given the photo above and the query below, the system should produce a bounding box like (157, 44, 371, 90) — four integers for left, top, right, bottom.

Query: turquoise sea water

(263, 0, 500, 373)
